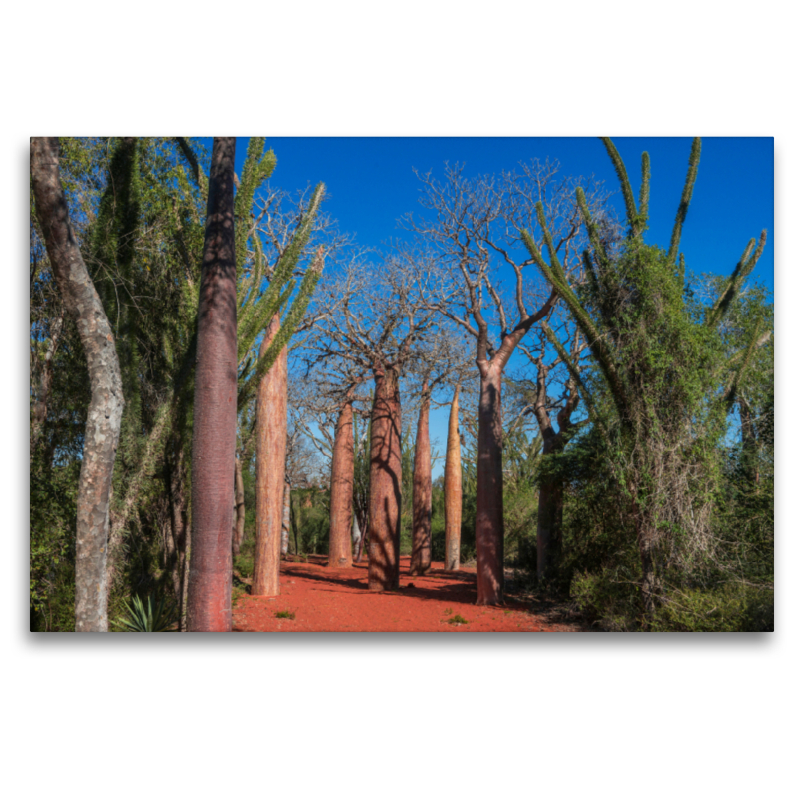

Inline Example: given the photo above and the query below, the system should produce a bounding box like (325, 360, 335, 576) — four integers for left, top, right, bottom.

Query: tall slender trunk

(444, 385, 462, 571)
(368, 365, 402, 591)
(186, 136, 237, 632)
(410, 381, 432, 575)
(476, 364, 504, 605)
(166, 440, 190, 630)
(281, 483, 291, 557)
(329, 396, 355, 567)
(253, 315, 288, 596)
(31, 137, 125, 632)
(352, 515, 363, 561)
(232, 454, 245, 558)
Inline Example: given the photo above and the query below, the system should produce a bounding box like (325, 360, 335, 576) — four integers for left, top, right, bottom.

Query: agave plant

(113, 594, 178, 632)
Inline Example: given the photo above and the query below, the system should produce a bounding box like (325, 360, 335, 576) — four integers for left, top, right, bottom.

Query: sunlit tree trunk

(444, 384, 462, 571)
(476, 363, 504, 605)
(368, 365, 402, 591)
(186, 136, 238, 632)
(30, 137, 124, 632)
(281, 482, 291, 557)
(329, 395, 355, 567)
(252, 315, 288, 596)
(410, 381, 432, 575)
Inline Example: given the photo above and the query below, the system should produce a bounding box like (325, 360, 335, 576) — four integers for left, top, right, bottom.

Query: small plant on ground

(446, 614, 469, 625)
(275, 610, 295, 620)
(443, 607, 453, 615)
(113, 594, 178, 632)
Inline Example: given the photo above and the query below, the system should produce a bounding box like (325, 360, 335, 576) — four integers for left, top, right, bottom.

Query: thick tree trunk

(281, 483, 291, 557)
(186, 137, 238, 632)
(252, 315, 288, 596)
(444, 385, 462, 571)
(232, 454, 246, 558)
(30, 137, 125, 632)
(410, 382, 432, 575)
(329, 397, 355, 567)
(476, 365, 504, 605)
(368, 366, 402, 591)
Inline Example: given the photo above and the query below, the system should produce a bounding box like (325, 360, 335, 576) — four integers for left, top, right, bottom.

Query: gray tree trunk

(30, 137, 125, 632)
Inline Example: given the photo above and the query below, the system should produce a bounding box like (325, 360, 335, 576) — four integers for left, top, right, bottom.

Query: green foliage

(446, 614, 470, 625)
(275, 610, 296, 620)
(112, 594, 178, 632)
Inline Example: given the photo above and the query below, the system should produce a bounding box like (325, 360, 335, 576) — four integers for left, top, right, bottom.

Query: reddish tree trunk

(329, 396, 355, 567)
(232, 454, 245, 558)
(444, 385, 462, 571)
(252, 315, 288, 596)
(476, 364, 504, 605)
(410, 381, 432, 575)
(31, 137, 125, 632)
(186, 136, 238, 632)
(368, 366, 402, 591)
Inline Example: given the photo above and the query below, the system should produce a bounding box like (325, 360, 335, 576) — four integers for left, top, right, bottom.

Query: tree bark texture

(30, 137, 125, 632)
(329, 397, 355, 567)
(281, 483, 291, 557)
(536, 476, 564, 582)
(368, 366, 402, 591)
(476, 365, 504, 605)
(444, 385, 462, 571)
(186, 136, 238, 632)
(252, 315, 288, 596)
(232, 454, 246, 558)
(410, 382, 432, 575)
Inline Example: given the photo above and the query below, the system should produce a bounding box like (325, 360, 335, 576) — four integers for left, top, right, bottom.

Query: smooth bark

(368, 366, 402, 591)
(281, 483, 291, 557)
(329, 396, 355, 567)
(232, 454, 246, 558)
(30, 137, 124, 632)
(187, 136, 238, 632)
(444, 385, 462, 571)
(252, 315, 288, 596)
(410, 381, 432, 575)
(476, 364, 504, 604)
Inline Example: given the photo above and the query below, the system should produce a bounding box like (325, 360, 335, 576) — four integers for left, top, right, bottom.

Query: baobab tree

(310, 254, 440, 590)
(186, 137, 238, 632)
(406, 332, 474, 575)
(406, 162, 606, 603)
(30, 137, 125, 632)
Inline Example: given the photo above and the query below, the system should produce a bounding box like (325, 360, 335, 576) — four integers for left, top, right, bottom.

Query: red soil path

(233, 555, 581, 632)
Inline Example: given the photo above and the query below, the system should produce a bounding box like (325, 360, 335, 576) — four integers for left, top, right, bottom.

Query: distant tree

(444, 384, 462, 570)
(30, 137, 125, 632)
(408, 163, 606, 603)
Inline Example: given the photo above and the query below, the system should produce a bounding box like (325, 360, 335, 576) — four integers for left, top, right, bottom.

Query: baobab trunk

(232, 454, 245, 558)
(252, 315, 288, 596)
(187, 136, 237, 632)
(476, 364, 504, 605)
(368, 366, 402, 591)
(328, 396, 355, 567)
(281, 483, 291, 557)
(30, 137, 125, 632)
(410, 381, 432, 575)
(444, 385, 462, 571)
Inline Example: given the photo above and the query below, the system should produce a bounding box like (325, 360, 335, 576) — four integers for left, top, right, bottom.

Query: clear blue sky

(207, 137, 774, 477)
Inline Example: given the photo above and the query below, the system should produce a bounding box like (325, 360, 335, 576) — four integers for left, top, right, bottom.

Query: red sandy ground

(233, 555, 581, 632)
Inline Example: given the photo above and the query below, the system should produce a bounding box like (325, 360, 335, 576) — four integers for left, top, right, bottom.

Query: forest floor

(232, 555, 585, 632)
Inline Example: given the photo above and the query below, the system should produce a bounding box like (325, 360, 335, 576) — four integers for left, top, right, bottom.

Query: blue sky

(206, 137, 774, 477)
